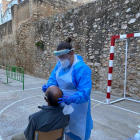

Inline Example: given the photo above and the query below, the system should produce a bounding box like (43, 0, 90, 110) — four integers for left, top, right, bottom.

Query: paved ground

(0, 68, 140, 140)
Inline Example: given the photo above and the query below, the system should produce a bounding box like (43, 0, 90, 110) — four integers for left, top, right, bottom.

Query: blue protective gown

(45, 55, 93, 140)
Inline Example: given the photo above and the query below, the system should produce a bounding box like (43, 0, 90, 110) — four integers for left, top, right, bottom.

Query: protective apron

(56, 55, 88, 140)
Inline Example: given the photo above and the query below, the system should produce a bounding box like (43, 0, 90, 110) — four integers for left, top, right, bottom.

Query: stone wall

(29, 0, 81, 21)
(0, 20, 12, 39)
(11, 0, 30, 34)
(0, 33, 16, 67)
(32, 0, 140, 98)
(0, 0, 140, 99)
(10, 0, 79, 33)
(0, 0, 81, 75)
(17, 0, 30, 28)
(77, 0, 96, 4)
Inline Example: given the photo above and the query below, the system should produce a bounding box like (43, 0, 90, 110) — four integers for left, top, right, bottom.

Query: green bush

(35, 40, 44, 50)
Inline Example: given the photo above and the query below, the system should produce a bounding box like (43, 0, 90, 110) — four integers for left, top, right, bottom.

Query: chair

(34, 128, 64, 140)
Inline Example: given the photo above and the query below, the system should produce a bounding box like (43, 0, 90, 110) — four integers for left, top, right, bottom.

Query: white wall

(0, 4, 2, 24)
(2, 8, 11, 23)
(7, 0, 18, 9)
(0, 0, 19, 25)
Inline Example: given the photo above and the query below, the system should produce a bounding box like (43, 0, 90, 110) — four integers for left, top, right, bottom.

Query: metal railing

(4, 65, 24, 90)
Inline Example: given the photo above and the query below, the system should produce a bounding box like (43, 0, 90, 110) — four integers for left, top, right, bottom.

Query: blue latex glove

(58, 95, 76, 105)
(42, 84, 48, 92)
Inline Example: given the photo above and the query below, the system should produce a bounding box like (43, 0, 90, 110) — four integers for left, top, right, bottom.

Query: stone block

(138, 72, 140, 78)
(102, 29, 105, 33)
(103, 48, 108, 51)
(127, 75, 135, 80)
(128, 18, 136, 24)
(129, 71, 137, 74)
(125, 0, 129, 4)
(121, 24, 127, 29)
(128, 63, 136, 68)
(136, 13, 140, 18)
(104, 45, 109, 48)
(126, 8, 131, 13)
(73, 34, 77, 37)
(90, 63, 94, 66)
(95, 51, 99, 54)
(115, 12, 119, 16)
(44, 51, 47, 54)
(95, 68, 98, 72)
(62, 30, 67, 33)
(102, 62, 109, 67)
(121, 56, 125, 59)
(93, 25, 97, 28)
(136, 80, 140, 85)
(95, 18, 100, 21)
(94, 63, 101, 67)
(122, 62, 125, 65)
(89, 56, 95, 59)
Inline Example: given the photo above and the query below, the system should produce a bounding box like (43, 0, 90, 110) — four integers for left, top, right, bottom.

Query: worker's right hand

(58, 95, 76, 105)
(42, 85, 48, 92)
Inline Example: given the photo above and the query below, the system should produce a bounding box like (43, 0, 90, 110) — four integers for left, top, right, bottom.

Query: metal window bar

(4, 66, 24, 90)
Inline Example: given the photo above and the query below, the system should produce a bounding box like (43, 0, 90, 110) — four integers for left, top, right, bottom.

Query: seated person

(11, 86, 69, 140)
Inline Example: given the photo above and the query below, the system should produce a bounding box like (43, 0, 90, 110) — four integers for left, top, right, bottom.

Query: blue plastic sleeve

(72, 67, 92, 104)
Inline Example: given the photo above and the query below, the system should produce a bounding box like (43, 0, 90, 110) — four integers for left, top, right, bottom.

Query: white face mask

(60, 59, 70, 68)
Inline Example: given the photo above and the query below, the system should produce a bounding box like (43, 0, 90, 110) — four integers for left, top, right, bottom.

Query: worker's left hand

(42, 84, 48, 92)
(58, 95, 76, 105)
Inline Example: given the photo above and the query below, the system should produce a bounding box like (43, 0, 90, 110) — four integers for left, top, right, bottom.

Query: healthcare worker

(42, 37, 93, 140)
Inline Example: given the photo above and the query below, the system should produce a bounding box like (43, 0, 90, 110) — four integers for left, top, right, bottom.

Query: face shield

(53, 48, 73, 57)
(53, 49, 73, 68)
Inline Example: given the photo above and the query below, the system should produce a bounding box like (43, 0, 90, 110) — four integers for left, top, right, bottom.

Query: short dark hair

(57, 37, 72, 51)
(47, 90, 63, 106)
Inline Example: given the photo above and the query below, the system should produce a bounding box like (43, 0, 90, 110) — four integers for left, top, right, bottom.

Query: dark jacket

(24, 105, 69, 140)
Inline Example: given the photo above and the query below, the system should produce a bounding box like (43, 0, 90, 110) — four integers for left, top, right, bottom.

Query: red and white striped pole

(106, 33, 140, 104)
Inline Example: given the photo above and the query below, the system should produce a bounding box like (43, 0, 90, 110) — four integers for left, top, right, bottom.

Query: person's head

(44, 86, 63, 106)
(57, 37, 72, 51)
(56, 37, 74, 67)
